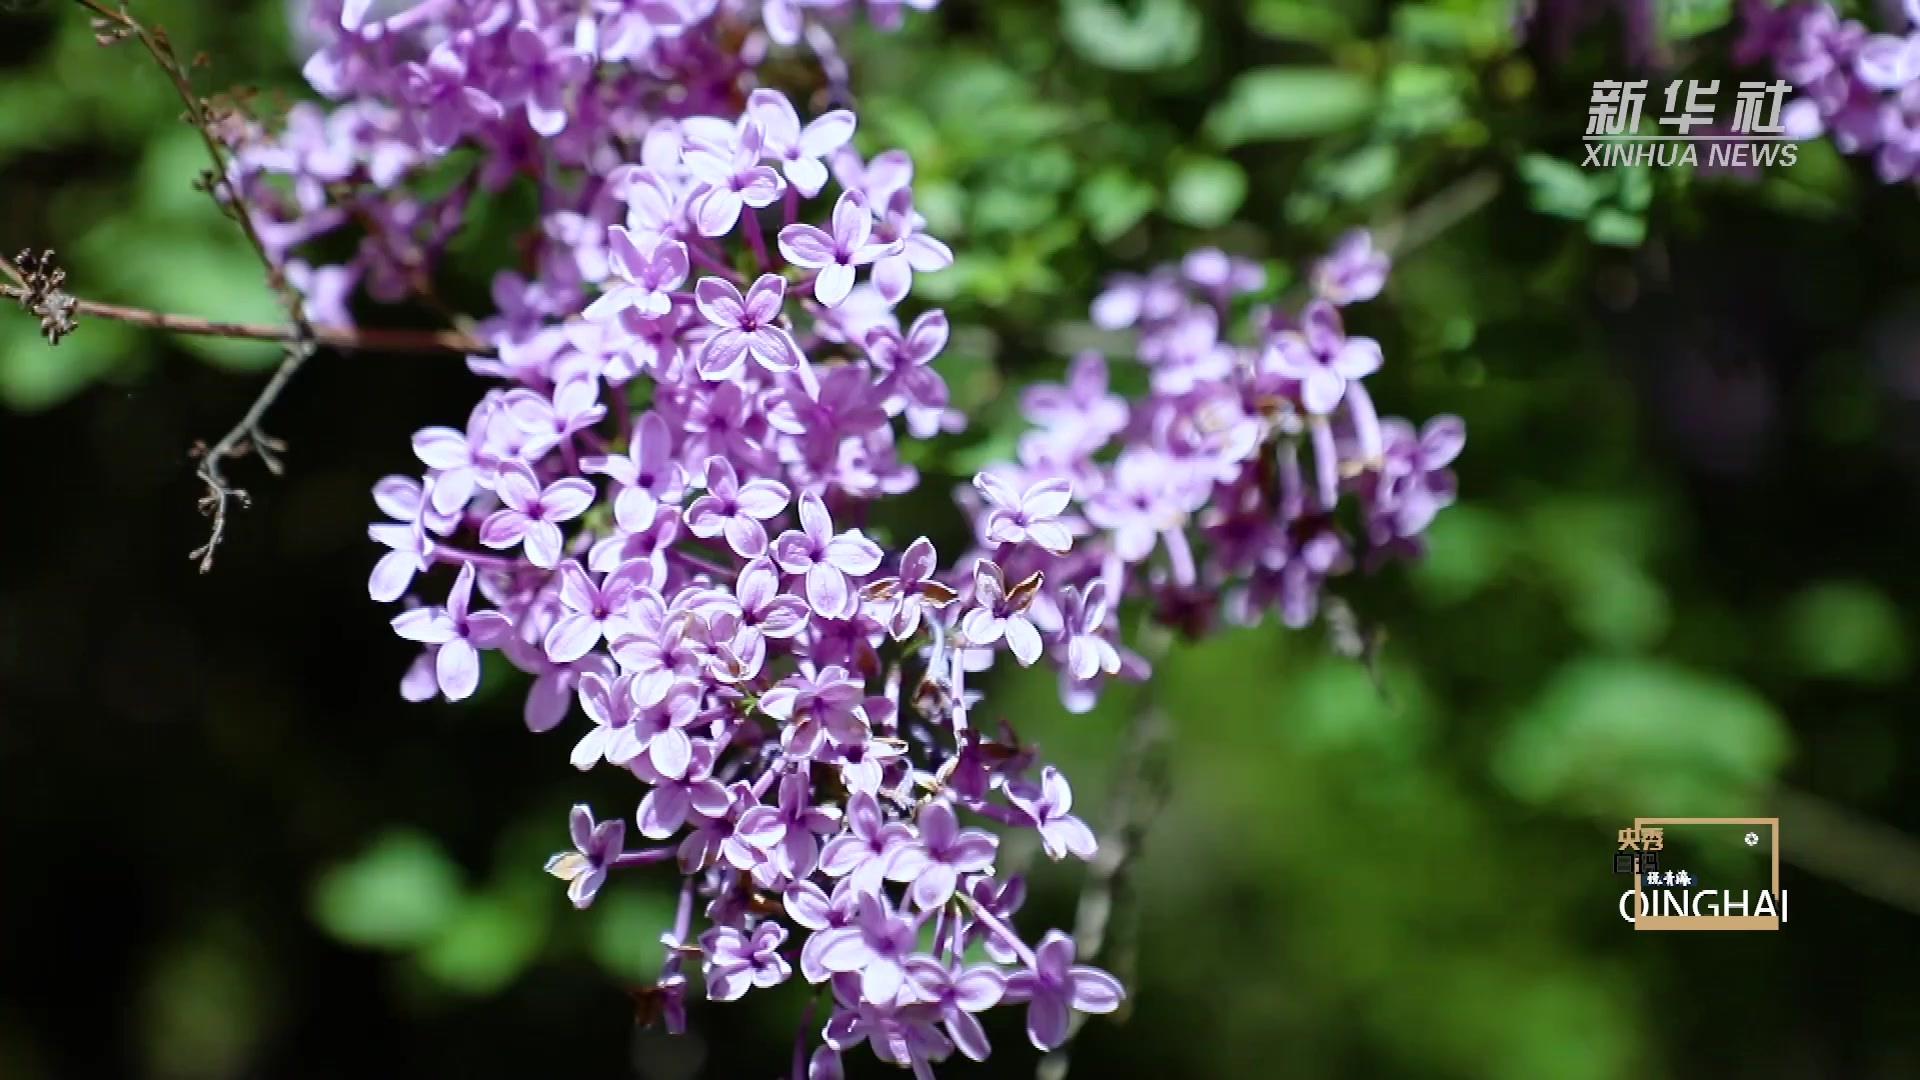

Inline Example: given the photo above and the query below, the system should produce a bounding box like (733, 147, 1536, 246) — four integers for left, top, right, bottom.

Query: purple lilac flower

(1007, 767, 1097, 861)
(812, 892, 922, 1005)
(685, 456, 790, 557)
(1057, 581, 1122, 681)
(779, 190, 893, 306)
(685, 120, 786, 236)
(544, 804, 625, 909)
(871, 187, 954, 304)
(291, 7, 1462, 1068)
(1266, 300, 1383, 415)
(1002, 931, 1125, 1051)
(1311, 229, 1390, 306)
(886, 800, 997, 910)
(634, 739, 731, 838)
(817, 791, 911, 893)
(389, 562, 512, 700)
(733, 772, 841, 881)
(701, 922, 792, 1001)
(504, 21, 589, 138)
(859, 536, 958, 639)
(544, 559, 647, 663)
(694, 273, 803, 379)
(761, 665, 870, 758)
(584, 228, 688, 321)
(904, 959, 1005, 1061)
(958, 559, 1046, 665)
(749, 88, 856, 197)
(772, 493, 884, 619)
(402, 43, 503, 154)
(973, 473, 1074, 554)
(478, 462, 595, 568)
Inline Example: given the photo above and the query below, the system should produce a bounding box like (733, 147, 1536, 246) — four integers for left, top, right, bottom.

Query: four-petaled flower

(390, 562, 513, 700)
(479, 461, 595, 568)
(887, 799, 997, 910)
(1006, 766, 1097, 861)
(959, 559, 1046, 665)
(1310, 228, 1389, 306)
(695, 274, 803, 379)
(685, 456, 790, 557)
(544, 803, 625, 909)
(748, 88, 856, 198)
(859, 535, 958, 640)
(812, 892, 921, 1005)
(701, 922, 792, 1001)
(818, 791, 912, 894)
(779, 190, 893, 307)
(773, 493, 884, 619)
(1265, 299, 1383, 415)
(584, 226, 688, 321)
(904, 959, 1005, 1062)
(684, 121, 786, 236)
(761, 665, 870, 758)
(732, 771, 843, 882)
(974, 472, 1074, 554)
(544, 559, 647, 663)
(1001, 930, 1124, 1051)
(1057, 580, 1122, 681)
(504, 20, 589, 137)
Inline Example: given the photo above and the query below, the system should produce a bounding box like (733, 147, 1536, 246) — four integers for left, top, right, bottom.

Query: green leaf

(137, 923, 277, 1080)
(1615, 164, 1655, 212)
(1380, 64, 1469, 137)
(1495, 659, 1791, 814)
(1517, 154, 1603, 220)
(0, 314, 135, 412)
(1562, 554, 1669, 649)
(970, 187, 1059, 235)
(1249, 0, 1355, 45)
(1410, 505, 1513, 604)
(416, 892, 548, 995)
(1586, 207, 1647, 247)
(1391, 2, 1515, 52)
(1316, 142, 1400, 203)
(1204, 67, 1376, 146)
(1661, 0, 1733, 41)
(1780, 582, 1910, 684)
(589, 888, 678, 982)
(1078, 168, 1158, 242)
(0, 76, 70, 153)
(1166, 157, 1248, 227)
(311, 830, 465, 951)
(73, 221, 283, 371)
(1060, 0, 1203, 72)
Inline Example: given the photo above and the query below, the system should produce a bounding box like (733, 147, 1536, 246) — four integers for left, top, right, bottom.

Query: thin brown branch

(1774, 785, 1920, 918)
(75, 0, 322, 572)
(0, 267, 487, 354)
(1374, 168, 1503, 260)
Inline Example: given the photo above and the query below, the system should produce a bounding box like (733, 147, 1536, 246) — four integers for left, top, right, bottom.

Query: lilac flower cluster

(221, 3, 1461, 1075)
(985, 230, 1465, 680)
(232, 0, 936, 320)
(1738, 0, 1920, 182)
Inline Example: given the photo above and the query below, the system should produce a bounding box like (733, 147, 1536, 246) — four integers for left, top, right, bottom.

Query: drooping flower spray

(216, 2, 1466, 1075)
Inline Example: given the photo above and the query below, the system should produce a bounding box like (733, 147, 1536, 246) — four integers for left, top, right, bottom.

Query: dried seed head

(9, 249, 78, 345)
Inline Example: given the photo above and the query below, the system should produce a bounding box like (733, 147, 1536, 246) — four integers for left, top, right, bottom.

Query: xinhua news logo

(1585, 80, 1799, 169)
(1615, 817, 1787, 930)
